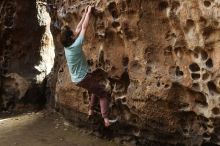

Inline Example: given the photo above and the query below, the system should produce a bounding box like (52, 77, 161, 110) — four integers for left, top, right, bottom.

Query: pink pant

(89, 93, 109, 118)
(76, 72, 110, 118)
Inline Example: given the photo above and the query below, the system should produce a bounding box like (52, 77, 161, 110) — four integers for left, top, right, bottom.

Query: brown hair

(60, 25, 75, 47)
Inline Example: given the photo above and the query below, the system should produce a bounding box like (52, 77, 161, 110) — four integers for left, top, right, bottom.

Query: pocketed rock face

(0, 0, 54, 110)
(49, 0, 220, 145)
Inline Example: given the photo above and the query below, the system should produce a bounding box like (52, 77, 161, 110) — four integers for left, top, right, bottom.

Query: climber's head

(60, 25, 75, 48)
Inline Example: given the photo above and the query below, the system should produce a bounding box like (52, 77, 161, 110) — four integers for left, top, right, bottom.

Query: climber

(60, 5, 117, 127)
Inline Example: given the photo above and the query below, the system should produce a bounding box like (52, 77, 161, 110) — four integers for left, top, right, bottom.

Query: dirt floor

(0, 110, 122, 146)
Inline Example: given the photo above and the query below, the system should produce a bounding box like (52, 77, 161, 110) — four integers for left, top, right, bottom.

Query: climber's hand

(85, 5, 89, 12)
(87, 5, 93, 13)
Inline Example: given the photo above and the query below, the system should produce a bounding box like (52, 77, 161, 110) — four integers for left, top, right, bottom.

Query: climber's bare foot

(104, 118, 110, 127)
(104, 118, 118, 127)
(87, 109, 94, 119)
(88, 109, 93, 116)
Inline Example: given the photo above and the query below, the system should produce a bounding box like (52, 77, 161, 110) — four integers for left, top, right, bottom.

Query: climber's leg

(88, 93, 98, 116)
(76, 72, 116, 127)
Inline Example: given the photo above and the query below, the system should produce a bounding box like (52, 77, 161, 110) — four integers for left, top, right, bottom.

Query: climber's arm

(79, 6, 92, 37)
(74, 6, 88, 36)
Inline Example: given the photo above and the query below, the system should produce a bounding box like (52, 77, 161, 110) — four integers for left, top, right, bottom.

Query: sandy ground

(0, 110, 122, 146)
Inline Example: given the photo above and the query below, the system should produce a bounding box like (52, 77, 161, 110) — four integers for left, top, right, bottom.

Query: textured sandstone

(0, 0, 54, 109)
(1, 73, 30, 109)
(0, 0, 220, 145)
(50, 0, 220, 145)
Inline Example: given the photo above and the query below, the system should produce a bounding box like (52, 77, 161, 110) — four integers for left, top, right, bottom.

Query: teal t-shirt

(64, 34, 89, 83)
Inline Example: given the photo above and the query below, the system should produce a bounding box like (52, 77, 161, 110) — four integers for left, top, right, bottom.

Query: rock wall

(0, 0, 55, 110)
(0, 0, 220, 145)
(49, 0, 220, 145)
